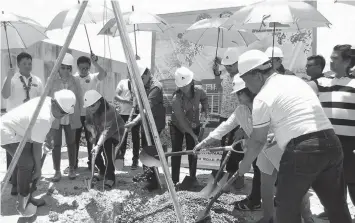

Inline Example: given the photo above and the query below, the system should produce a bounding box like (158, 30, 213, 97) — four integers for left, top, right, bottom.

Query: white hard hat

(238, 50, 271, 76)
(265, 46, 284, 58)
(174, 66, 194, 88)
(62, 53, 74, 66)
(221, 47, 246, 66)
(54, 89, 76, 114)
(83, 90, 102, 108)
(231, 75, 246, 94)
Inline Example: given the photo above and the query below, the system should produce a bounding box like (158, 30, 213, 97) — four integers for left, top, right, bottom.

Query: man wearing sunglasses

(73, 54, 107, 172)
(1, 89, 76, 216)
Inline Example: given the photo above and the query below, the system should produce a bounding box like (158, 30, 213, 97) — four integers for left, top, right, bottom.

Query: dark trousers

(219, 117, 244, 173)
(2, 142, 34, 197)
(275, 129, 351, 223)
(170, 124, 200, 184)
(52, 125, 77, 171)
(120, 115, 140, 160)
(339, 135, 355, 205)
(75, 116, 93, 166)
(248, 159, 261, 203)
(95, 138, 118, 182)
(6, 152, 15, 184)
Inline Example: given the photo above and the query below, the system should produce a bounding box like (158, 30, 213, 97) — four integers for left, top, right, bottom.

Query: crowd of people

(1, 43, 355, 222)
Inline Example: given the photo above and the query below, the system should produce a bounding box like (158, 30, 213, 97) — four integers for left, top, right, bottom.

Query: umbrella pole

(3, 22, 13, 68)
(83, 24, 93, 54)
(272, 22, 276, 67)
(132, 6, 139, 60)
(215, 28, 220, 59)
(1, 0, 89, 195)
(110, 1, 184, 223)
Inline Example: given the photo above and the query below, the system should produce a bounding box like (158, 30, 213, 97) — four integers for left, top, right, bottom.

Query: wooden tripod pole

(110, 1, 184, 222)
(0, 1, 89, 195)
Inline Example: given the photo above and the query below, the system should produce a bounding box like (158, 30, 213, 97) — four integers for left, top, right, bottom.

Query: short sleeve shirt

(1, 97, 55, 145)
(252, 73, 333, 150)
(74, 72, 100, 116)
(115, 79, 133, 115)
(4, 72, 43, 111)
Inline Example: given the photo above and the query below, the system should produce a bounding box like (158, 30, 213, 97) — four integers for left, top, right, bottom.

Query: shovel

(18, 178, 39, 217)
(198, 150, 231, 198)
(84, 150, 97, 190)
(194, 171, 240, 223)
(114, 107, 136, 171)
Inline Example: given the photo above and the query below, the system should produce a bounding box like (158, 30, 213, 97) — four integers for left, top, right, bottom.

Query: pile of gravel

(115, 191, 240, 223)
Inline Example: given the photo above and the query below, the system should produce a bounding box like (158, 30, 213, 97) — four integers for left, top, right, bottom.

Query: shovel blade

(198, 175, 215, 198)
(18, 203, 37, 217)
(195, 211, 211, 223)
(139, 150, 161, 167)
(209, 173, 229, 198)
(179, 176, 198, 191)
(114, 159, 124, 171)
(84, 178, 93, 190)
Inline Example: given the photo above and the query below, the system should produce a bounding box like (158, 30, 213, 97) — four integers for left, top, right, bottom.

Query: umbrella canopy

(222, 1, 331, 31)
(335, 0, 355, 6)
(0, 11, 47, 49)
(183, 17, 258, 48)
(46, 2, 114, 31)
(98, 11, 170, 37)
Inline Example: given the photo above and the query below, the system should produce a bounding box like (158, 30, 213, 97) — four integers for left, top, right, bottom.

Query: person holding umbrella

(1, 89, 76, 216)
(236, 49, 351, 223)
(169, 66, 209, 188)
(83, 90, 125, 189)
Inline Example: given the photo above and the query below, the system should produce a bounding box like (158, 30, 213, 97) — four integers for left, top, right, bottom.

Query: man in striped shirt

(309, 44, 355, 219)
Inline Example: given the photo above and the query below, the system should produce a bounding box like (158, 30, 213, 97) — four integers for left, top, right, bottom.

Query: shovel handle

(203, 171, 240, 214)
(163, 150, 195, 157)
(212, 151, 231, 186)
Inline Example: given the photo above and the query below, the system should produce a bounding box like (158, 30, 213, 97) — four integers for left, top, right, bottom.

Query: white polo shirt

(4, 72, 43, 111)
(115, 79, 134, 115)
(0, 97, 55, 145)
(73, 72, 100, 116)
(252, 73, 333, 150)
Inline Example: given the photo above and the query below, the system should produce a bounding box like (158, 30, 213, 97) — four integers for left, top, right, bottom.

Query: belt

(287, 129, 335, 147)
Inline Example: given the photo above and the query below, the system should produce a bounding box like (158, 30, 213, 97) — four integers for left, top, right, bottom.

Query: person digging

(1, 89, 77, 216)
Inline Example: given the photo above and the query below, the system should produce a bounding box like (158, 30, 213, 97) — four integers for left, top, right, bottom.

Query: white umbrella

(335, 0, 355, 6)
(46, 1, 114, 54)
(1, 11, 47, 67)
(98, 8, 170, 59)
(222, 0, 331, 58)
(183, 17, 258, 56)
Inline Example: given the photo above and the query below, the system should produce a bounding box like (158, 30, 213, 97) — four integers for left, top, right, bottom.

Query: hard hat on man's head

(136, 61, 149, 76)
(54, 89, 76, 114)
(221, 47, 247, 66)
(231, 75, 246, 94)
(174, 66, 194, 88)
(83, 90, 102, 108)
(238, 50, 272, 76)
(62, 53, 74, 66)
(265, 46, 284, 58)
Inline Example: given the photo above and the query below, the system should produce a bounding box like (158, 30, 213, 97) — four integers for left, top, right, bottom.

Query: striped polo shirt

(315, 76, 355, 136)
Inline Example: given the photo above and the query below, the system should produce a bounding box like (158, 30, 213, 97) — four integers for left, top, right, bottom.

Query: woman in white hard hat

(194, 75, 314, 223)
(1, 89, 76, 217)
(84, 90, 125, 189)
(265, 46, 295, 76)
(48, 53, 82, 182)
(170, 66, 209, 189)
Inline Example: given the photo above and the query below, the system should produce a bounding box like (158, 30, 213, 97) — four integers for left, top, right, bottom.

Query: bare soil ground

(1, 144, 355, 223)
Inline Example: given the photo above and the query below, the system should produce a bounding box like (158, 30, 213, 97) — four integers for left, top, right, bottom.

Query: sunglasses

(79, 66, 90, 71)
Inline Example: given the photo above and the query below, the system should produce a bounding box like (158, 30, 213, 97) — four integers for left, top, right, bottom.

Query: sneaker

(316, 211, 328, 220)
(11, 185, 18, 196)
(131, 159, 139, 170)
(68, 168, 76, 180)
(52, 171, 62, 182)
